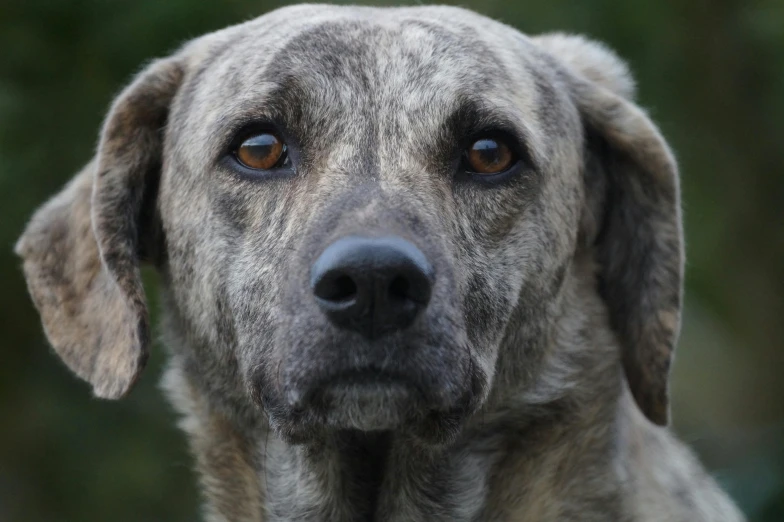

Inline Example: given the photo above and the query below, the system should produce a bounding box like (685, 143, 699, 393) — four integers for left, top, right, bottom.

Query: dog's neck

(163, 259, 633, 521)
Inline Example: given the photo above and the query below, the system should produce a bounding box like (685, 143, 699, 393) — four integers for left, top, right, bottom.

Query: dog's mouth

(286, 368, 429, 432)
(256, 352, 485, 444)
(261, 314, 485, 442)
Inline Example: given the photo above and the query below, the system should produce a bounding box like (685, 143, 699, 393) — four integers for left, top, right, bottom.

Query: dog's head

(16, 5, 682, 443)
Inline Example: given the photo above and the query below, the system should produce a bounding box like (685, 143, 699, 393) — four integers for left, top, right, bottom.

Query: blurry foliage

(0, 0, 782, 520)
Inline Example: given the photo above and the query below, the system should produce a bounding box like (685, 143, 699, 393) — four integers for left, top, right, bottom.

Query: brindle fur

(16, 4, 743, 521)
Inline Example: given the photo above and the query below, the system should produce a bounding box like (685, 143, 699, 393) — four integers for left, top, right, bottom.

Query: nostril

(329, 274, 357, 302)
(388, 275, 411, 302)
(389, 264, 433, 306)
(315, 273, 357, 303)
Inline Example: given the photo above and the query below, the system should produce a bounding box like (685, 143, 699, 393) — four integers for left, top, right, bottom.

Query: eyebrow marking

(445, 96, 544, 173)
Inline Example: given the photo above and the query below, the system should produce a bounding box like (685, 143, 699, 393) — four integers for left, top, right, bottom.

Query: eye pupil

(465, 138, 514, 174)
(236, 133, 286, 170)
(473, 139, 501, 163)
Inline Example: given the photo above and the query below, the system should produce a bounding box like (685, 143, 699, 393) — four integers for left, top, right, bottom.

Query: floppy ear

(15, 56, 185, 399)
(535, 34, 683, 426)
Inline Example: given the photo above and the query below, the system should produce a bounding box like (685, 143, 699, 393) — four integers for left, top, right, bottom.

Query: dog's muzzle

(259, 227, 479, 440)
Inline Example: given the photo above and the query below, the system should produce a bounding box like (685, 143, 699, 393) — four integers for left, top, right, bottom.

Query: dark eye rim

(221, 122, 298, 179)
(456, 129, 527, 185)
(234, 135, 289, 170)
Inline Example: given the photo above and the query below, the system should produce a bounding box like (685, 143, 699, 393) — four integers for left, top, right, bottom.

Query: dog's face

(16, 5, 682, 444)
(162, 7, 584, 441)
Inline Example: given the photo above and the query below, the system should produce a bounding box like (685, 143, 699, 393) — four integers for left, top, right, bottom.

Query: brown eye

(235, 133, 287, 170)
(464, 138, 515, 174)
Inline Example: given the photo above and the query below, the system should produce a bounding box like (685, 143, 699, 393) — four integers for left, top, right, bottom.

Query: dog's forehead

(209, 5, 523, 92)
(272, 21, 496, 101)
(188, 7, 542, 118)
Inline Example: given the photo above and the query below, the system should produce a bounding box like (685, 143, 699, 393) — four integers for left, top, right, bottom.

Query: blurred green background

(1, 0, 782, 520)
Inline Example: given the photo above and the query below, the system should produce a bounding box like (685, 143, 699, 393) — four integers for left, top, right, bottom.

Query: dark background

(1, 0, 782, 520)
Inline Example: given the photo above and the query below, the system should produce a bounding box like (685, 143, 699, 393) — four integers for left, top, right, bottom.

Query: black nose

(310, 236, 434, 339)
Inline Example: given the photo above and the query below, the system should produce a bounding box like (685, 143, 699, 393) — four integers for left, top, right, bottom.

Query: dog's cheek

(463, 269, 516, 346)
(161, 165, 232, 343)
(491, 220, 579, 399)
(227, 232, 294, 397)
(154, 176, 268, 421)
(165, 157, 300, 406)
(457, 216, 540, 341)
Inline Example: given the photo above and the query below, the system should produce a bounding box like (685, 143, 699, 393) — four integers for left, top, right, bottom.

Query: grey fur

(16, 4, 743, 521)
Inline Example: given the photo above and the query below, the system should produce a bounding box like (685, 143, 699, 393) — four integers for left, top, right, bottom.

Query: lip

(293, 368, 421, 406)
(279, 368, 423, 431)
(322, 368, 412, 387)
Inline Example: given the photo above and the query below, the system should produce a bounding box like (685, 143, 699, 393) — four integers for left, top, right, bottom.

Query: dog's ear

(535, 34, 683, 426)
(15, 56, 185, 399)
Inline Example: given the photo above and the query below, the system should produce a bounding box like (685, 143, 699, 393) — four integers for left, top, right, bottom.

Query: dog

(15, 4, 744, 521)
